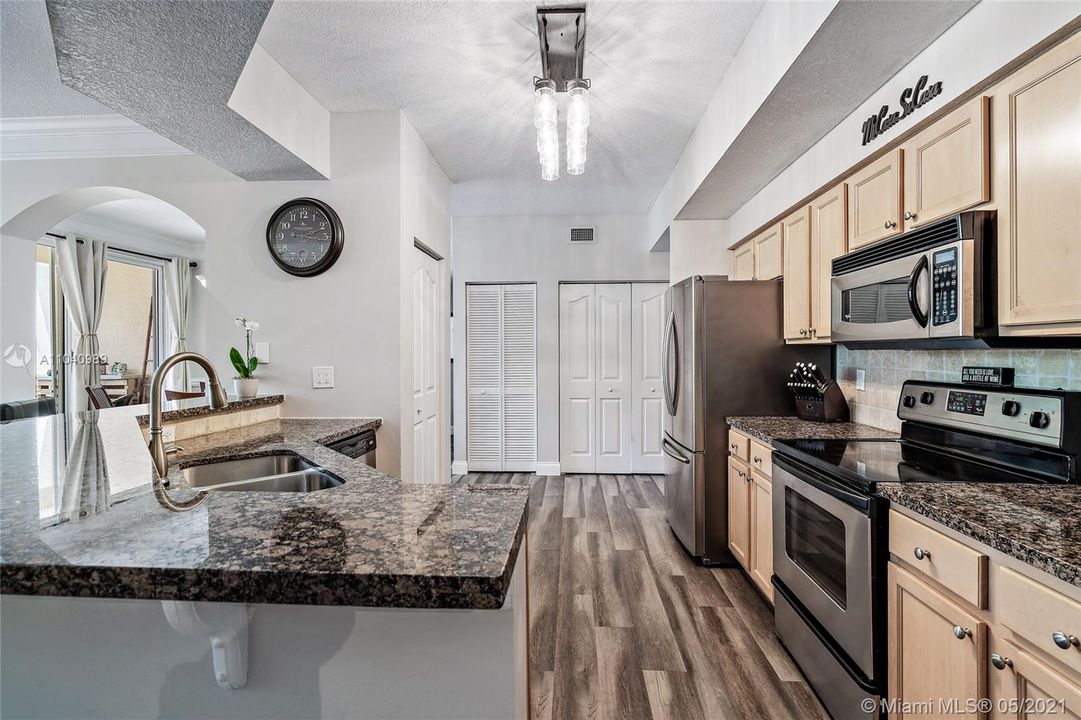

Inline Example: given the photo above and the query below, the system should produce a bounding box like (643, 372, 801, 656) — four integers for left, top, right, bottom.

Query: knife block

(794, 381, 850, 423)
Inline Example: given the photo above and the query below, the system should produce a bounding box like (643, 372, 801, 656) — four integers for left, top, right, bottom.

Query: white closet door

(466, 285, 502, 471)
(412, 251, 441, 482)
(501, 285, 536, 471)
(559, 284, 596, 473)
(631, 283, 667, 474)
(595, 283, 632, 473)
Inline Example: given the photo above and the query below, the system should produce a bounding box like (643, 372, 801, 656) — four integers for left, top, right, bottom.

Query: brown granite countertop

(878, 483, 1081, 588)
(726, 415, 898, 444)
(134, 394, 284, 426)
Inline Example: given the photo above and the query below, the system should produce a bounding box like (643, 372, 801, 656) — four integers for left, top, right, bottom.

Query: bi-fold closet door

(559, 282, 667, 474)
(465, 284, 537, 472)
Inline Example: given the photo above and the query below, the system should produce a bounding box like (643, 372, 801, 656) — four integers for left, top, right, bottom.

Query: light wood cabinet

(732, 242, 755, 281)
(989, 639, 1081, 720)
(782, 206, 812, 340)
(848, 149, 904, 249)
(889, 509, 988, 609)
(753, 222, 784, 280)
(727, 456, 751, 568)
(783, 184, 847, 343)
(888, 562, 987, 718)
(749, 470, 773, 603)
(992, 31, 1081, 335)
(902, 96, 990, 228)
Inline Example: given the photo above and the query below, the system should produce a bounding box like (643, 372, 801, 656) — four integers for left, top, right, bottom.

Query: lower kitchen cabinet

(988, 638, 1081, 720)
(749, 469, 773, 603)
(727, 427, 774, 603)
(727, 455, 751, 568)
(888, 562, 987, 718)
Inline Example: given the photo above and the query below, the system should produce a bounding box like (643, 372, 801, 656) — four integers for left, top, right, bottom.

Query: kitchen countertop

(0, 406, 528, 609)
(878, 483, 1081, 588)
(726, 415, 898, 443)
(134, 393, 284, 426)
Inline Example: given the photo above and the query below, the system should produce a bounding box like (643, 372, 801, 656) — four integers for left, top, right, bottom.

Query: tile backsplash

(835, 347, 1081, 432)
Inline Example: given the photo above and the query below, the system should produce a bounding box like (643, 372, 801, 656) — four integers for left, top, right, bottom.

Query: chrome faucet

(147, 352, 229, 479)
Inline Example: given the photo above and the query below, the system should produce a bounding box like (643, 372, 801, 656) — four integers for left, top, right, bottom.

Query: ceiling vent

(570, 227, 595, 244)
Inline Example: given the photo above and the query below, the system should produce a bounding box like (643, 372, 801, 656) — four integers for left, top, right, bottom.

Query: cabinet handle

(884, 220, 897, 229)
(990, 654, 1013, 671)
(953, 626, 972, 640)
(904, 211, 917, 221)
(730, 443, 739, 451)
(753, 455, 762, 464)
(913, 547, 931, 561)
(1052, 632, 1080, 650)
(809, 327, 816, 336)
(799, 328, 807, 336)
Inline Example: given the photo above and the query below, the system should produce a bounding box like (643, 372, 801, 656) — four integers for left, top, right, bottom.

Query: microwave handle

(907, 254, 929, 328)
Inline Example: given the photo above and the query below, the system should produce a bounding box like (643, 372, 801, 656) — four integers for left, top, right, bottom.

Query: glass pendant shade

(567, 83, 590, 130)
(533, 80, 557, 129)
(541, 162, 559, 182)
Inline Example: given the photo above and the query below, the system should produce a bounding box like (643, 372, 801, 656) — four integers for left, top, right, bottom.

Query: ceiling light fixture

(534, 6, 590, 181)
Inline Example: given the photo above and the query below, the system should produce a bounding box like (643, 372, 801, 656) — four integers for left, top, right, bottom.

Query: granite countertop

(0, 405, 528, 609)
(878, 483, 1081, 588)
(726, 415, 898, 443)
(134, 394, 284, 426)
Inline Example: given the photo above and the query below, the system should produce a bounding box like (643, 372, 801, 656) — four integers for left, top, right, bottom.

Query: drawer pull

(730, 443, 738, 451)
(1052, 631, 1080, 650)
(913, 546, 931, 561)
(953, 626, 972, 640)
(990, 654, 1013, 671)
(753, 456, 762, 464)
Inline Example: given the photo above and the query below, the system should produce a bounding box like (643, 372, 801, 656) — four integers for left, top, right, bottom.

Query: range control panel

(932, 248, 959, 326)
(898, 381, 1065, 448)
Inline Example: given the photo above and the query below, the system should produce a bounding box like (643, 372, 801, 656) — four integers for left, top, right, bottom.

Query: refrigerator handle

(661, 437, 690, 464)
(662, 310, 679, 416)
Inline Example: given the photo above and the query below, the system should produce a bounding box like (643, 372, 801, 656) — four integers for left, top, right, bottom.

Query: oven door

(773, 459, 875, 679)
(831, 249, 931, 343)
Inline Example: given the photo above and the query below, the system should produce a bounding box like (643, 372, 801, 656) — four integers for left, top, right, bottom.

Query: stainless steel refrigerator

(661, 276, 832, 565)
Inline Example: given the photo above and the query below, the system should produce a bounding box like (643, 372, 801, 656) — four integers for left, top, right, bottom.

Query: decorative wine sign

(860, 75, 943, 146)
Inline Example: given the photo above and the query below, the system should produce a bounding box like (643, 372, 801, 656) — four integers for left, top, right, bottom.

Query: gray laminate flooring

(452, 473, 830, 720)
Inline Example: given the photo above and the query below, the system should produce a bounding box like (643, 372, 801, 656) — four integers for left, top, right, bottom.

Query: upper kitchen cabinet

(752, 222, 784, 280)
(782, 206, 813, 340)
(847, 148, 904, 249)
(992, 31, 1081, 335)
(902, 96, 990, 228)
(732, 241, 755, 281)
(784, 184, 847, 343)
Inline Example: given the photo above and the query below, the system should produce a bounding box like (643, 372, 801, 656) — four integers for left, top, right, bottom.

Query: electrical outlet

(312, 366, 334, 389)
(255, 342, 270, 364)
(162, 426, 177, 443)
(856, 368, 866, 392)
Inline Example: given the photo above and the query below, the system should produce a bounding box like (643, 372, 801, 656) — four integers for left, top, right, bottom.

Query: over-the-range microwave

(831, 211, 996, 347)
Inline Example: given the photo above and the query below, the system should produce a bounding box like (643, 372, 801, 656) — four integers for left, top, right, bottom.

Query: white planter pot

(234, 378, 259, 399)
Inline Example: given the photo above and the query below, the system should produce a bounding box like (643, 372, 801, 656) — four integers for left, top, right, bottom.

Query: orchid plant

(230, 317, 260, 379)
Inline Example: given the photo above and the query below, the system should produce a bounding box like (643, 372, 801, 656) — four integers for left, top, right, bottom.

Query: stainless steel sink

(181, 454, 342, 492)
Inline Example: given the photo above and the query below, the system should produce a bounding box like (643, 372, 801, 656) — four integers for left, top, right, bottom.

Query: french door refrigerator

(661, 276, 832, 565)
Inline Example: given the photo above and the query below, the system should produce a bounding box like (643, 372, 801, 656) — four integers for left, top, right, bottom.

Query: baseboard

(535, 462, 561, 476)
(451, 461, 468, 476)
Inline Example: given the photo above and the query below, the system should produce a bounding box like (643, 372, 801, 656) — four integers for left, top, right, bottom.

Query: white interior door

(412, 250, 441, 482)
(559, 284, 596, 473)
(466, 285, 502, 472)
(595, 283, 632, 473)
(501, 285, 536, 471)
(632, 283, 667, 474)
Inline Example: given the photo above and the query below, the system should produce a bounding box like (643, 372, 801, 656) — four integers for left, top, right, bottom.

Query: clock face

(266, 198, 343, 276)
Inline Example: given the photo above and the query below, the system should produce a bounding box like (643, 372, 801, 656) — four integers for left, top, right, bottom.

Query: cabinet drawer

(727, 428, 750, 462)
(998, 567, 1081, 678)
(749, 440, 772, 477)
(889, 510, 988, 609)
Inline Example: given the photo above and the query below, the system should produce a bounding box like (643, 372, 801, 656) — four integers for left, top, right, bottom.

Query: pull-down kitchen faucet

(147, 352, 229, 478)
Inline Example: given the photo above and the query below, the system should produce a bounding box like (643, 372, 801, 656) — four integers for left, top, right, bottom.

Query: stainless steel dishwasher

(325, 429, 377, 467)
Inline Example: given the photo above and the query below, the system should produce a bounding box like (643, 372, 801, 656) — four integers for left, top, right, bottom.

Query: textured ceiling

(45, 0, 325, 181)
(258, 0, 765, 216)
(0, 0, 110, 117)
(677, 0, 978, 220)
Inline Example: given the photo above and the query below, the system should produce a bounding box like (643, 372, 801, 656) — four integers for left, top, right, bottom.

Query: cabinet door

(732, 242, 755, 281)
(993, 32, 1081, 332)
(888, 563, 987, 719)
(810, 183, 847, 341)
(782, 206, 812, 341)
(727, 456, 751, 569)
(753, 222, 784, 280)
(989, 638, 1081, 720)
(902, 97, 989, 228)
(749, 470, 773, 603)
(848, 149, 904, 249)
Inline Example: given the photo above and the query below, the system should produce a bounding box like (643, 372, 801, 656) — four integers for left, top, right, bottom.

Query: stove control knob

(920, 391, 935, 405)
(1029, 411, 1051, 429)
(902, 395, 917, 409)
(1001, 400, 1021, 417)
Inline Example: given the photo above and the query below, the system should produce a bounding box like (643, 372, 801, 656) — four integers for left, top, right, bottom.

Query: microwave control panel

(932, 248, 958, 325)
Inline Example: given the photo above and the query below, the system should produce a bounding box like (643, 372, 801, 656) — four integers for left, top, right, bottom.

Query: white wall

(668, 219, 730, 285)
(451, 214, 669, 471)
(0, 234, 36, 402)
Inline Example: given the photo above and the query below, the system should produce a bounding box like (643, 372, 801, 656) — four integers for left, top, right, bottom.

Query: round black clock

(266, 198, 344, 277)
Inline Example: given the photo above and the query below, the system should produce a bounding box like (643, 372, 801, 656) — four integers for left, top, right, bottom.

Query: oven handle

(907, 254, 929, 328)
(773, 454, 871, 514)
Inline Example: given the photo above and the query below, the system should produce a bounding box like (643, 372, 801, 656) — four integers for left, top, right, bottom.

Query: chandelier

(533, 7, 590, 181)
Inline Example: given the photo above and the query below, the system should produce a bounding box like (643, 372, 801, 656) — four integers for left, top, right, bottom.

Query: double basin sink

(182, 454, 342, 493)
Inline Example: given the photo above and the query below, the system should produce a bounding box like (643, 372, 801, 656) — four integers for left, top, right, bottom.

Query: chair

(165, 381, 207, 401)
(0, 397, 58, 422)
(85, 385, 114, 410)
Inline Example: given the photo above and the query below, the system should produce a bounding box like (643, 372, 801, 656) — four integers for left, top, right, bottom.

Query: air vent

(570, 227, 595, 244)
(832, 211, 994, 276)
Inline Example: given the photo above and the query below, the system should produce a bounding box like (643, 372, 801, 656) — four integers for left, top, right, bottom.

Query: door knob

(904, 211, 917, 221)
(885, 220, 897, 229)
(416, 408, 422, 415)
(990, 654, 1013, 670)
(953, 626, 972, 640)
(480, 390, 486, 395)
(608, 387, 614, 393)
(650, 387, 656, 393)
(1052, 631, 1080, 650)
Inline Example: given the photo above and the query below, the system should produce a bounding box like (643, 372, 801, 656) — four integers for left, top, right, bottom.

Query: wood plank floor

(454, 473, 829, 720)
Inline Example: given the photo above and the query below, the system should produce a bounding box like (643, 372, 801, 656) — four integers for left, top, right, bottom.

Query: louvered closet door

(466, 285, 503, 471)
(501, 285, 537, 471)
(560, 284, 597, 473)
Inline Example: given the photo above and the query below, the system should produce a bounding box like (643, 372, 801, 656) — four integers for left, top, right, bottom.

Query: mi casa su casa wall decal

(860, 75, 944, 146)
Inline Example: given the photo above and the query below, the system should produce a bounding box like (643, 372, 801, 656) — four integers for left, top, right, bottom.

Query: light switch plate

(312, 366, 334, 389)
(856, 368, 866, 391)
(255, 342, 270, 364)
(162, 426, 177, 443)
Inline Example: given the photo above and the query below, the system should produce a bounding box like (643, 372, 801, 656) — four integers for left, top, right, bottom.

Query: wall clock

(266, 197, 344, 277)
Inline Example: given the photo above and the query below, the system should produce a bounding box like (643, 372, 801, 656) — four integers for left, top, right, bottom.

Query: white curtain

(55, 235, 108, 413)
(58, 410, 111, 521)
(163, 257, 192, 392)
